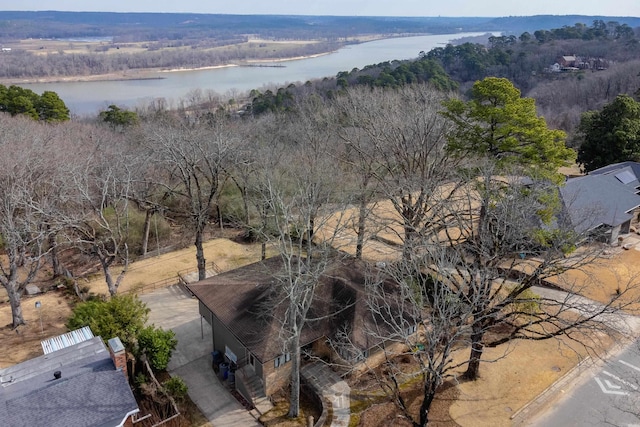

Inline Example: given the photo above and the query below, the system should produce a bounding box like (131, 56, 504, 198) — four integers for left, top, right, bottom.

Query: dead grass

(448, 331, 614, 427)
(349, 327, 615, 427)
(0, 225, 630, 427)
(548, 244, 640, 312)
(0, 233, 273, 368)
(260, 387, 322, 427)
(81, 237, 277, 297)
(0, 291, 73, 366)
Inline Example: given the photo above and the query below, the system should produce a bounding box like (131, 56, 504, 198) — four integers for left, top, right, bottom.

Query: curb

(510, 356, 592, 423)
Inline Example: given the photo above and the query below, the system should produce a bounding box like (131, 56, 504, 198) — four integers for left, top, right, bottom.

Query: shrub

(134, 373, 148, 389)
(137, 325, 178, 371)
(163, 376, 188, 402)
(66, 294, 149, 349)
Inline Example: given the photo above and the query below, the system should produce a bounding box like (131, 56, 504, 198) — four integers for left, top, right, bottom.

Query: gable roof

(560, 163, 640, 233)
(187, 255, 402, 363)
(0, 336, 138, 427)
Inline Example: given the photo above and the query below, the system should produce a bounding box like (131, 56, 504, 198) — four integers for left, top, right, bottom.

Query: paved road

(529, 341, 640, 427)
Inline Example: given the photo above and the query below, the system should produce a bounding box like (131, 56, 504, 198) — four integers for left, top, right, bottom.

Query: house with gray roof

(560, 162, 640, 243)
(0, 330, 139, 427)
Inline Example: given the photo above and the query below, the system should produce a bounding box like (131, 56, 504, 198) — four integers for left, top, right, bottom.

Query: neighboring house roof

(589, 161, 640, 184)
(560, 162, 640, 233)
(0, 336, 139, 427)
(188, 255, 402, 364)
(41, 325, 94, 354)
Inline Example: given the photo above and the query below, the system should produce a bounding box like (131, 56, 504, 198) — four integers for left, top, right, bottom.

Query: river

(22, 32, 489, 116)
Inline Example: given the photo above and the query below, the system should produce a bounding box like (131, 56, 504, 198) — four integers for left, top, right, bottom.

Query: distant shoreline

(0, 49, 340, 85)
(0, 32, 485, 87)
(0, 34, 404, 85)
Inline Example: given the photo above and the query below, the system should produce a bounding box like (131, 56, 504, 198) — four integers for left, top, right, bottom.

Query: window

(274, 353, 290, 368)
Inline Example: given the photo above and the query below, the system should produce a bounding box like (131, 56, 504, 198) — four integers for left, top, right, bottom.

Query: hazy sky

(0, 0, 638, 17)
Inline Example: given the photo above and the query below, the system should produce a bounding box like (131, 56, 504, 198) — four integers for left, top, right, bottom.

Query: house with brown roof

(558, 55, 577, 68)
(187, 255, 411, 406)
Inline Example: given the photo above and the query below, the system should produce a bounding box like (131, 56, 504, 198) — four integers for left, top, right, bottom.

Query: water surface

(23, 33, 489, 115)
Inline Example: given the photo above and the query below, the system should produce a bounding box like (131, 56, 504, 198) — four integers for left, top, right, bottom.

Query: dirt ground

(0, 229, 636, 426)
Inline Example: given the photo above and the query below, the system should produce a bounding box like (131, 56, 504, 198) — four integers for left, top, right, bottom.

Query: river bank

(0, 32, 440, 86)
(0, 53, 334, 86)
(18, 32, 488, 116)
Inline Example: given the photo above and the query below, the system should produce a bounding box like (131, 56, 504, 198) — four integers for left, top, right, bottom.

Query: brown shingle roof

(187, 255, 406, 363)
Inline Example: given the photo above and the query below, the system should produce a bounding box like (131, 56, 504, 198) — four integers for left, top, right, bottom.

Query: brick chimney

(108, 337, 127, 378)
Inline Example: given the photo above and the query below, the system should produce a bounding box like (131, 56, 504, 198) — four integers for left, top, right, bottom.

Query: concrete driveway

(139, 284, 260, 426)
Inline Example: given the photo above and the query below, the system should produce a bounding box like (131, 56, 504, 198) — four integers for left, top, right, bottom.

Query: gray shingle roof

(561, 164, 640, 233)
(0, 336, 138, 427)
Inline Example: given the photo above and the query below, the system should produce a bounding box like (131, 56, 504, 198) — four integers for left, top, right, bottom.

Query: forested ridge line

(246, 19, 640, 137)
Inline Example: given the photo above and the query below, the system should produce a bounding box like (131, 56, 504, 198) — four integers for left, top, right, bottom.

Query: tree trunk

(241, 186, 249, 225)
(418, 378, 438, 427)
(101, 257, 118, 297)
(217, 204, 224, 230)
(403, 227, 417, 262)
(7, 280, 24, 328)
(463, 321, 485, 380)
(308, 215, 315, 243)
(195, 227, 206, 281)
(355, 197, 367, 259)
(49, 232, 63, 277)
(141, 209, 152, 256)
(288, 337, 302, 418)
(260, 207, 268, 261)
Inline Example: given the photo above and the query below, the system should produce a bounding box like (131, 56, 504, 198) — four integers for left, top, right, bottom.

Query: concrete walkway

(302, 362, 351, 427)
(140, 285, 260, 426)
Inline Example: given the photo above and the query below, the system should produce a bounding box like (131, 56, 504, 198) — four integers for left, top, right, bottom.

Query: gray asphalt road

(529, 341, 640, 427)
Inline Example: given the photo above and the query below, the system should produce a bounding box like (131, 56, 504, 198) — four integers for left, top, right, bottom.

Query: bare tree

(362, 253, 475, 427)
(430, 165, 632, 381)
(0, 115, 61, 326)
(64, 127, 135, 296)
(254, 99, 349, 418)
(229, 113, 283, 259)
(356, 161, 636, 425)
(143, 113, 235, 280)
(332, 84, 459, 262)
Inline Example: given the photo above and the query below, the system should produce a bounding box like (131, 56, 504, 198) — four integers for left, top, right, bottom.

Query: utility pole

(35, 301, 43, 335)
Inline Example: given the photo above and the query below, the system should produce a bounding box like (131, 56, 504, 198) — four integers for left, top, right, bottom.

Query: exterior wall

(610, 224, 622, 244)
(262, 357, 293, 396)
(198, 301, 245, 368)
(198, 301, 216, 352)
(621, 219, 632, 235)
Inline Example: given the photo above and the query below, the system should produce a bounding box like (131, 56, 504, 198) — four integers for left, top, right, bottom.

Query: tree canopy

(442, 77, 575, 182)
(0, 85, 69, 122)
(99, 104, 139, 129)
(576, 94, 640, 172)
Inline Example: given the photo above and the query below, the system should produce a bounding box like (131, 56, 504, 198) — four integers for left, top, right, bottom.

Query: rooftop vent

(53, 371, 61, 380)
